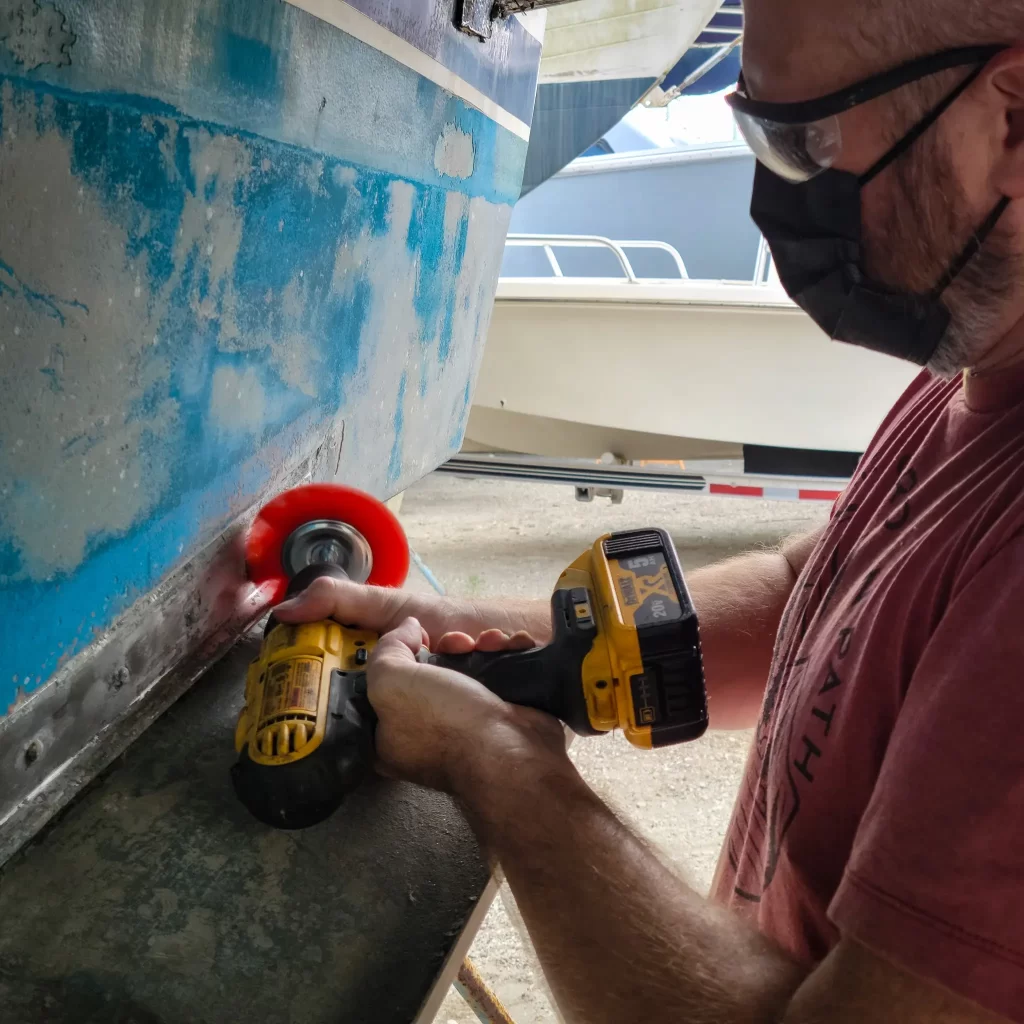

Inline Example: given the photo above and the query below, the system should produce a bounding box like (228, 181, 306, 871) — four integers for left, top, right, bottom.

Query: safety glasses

(726, 45, 1007, 183)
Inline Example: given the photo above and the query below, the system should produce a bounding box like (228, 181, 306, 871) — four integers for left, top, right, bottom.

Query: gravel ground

(397, 473, 830, 1024)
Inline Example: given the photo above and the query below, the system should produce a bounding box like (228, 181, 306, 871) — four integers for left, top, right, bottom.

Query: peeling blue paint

(439, 210, 472, 364)
(4, 410, 328, 696)
(0, 0, 521, 709)
(0, 0, 529, 205)
(388, 372, 408, 487)
(216, 31, 281, 103)
(408, 185, 449, 349)
(2, 77, 493, 523)
(449, 376, 474, 451)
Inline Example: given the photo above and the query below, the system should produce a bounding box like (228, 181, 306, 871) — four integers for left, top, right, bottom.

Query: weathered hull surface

(0, 0, 542, 858)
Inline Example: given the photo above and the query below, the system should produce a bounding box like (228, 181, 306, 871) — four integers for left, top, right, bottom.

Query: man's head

(741, 1, 1024, 377)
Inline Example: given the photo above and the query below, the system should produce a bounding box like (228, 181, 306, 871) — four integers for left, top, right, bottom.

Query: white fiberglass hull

(540, 0, 722, 82)
(467, 278, 920, 461)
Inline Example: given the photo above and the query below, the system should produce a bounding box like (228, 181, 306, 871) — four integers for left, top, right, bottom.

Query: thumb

(370, 617, 425, 667)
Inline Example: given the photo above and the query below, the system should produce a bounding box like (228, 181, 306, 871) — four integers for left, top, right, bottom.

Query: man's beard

(866, 129, 1020, 379)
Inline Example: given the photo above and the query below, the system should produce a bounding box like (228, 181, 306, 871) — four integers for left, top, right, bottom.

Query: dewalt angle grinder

(233, 483, 708, 829)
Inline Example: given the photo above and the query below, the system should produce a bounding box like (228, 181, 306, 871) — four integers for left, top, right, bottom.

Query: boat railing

(753, 235, 774, 285)
(504, 233, 690, 283)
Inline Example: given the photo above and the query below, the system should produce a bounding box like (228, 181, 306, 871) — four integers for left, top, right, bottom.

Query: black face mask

(750, 72, 1011, 367)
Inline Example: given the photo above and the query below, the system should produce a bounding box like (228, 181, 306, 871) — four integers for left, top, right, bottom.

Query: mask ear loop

(854, 60, 1011, 301)
(859, 62, 989, 186)
(930, 196, 1011, 298)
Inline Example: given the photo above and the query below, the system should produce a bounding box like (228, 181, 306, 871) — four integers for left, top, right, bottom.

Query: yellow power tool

(233, 484, 708, 829)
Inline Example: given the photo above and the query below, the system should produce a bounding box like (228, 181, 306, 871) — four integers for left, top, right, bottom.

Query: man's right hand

(273, 576, 550, 650)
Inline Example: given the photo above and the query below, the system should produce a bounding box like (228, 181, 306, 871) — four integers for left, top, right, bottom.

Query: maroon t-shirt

(712, 369, 1024, 1020)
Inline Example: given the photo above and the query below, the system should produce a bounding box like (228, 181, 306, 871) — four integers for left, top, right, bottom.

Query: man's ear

(986, 48, 1024, 199)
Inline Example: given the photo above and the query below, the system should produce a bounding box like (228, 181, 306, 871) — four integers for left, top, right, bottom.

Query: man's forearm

(444, 597, 554, 643)
(690, 528, 823, 729)
(457, 746, 806, 1024)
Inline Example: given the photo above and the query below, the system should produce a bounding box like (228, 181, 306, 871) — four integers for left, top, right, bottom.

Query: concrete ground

(400, 472, 830, 1024)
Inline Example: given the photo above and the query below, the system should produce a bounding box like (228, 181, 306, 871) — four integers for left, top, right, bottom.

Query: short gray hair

(845, 2, 1024, 141)
(855, 1, 1024, 63)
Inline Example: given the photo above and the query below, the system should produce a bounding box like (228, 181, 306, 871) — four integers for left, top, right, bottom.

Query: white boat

(513, 142, 762, 279)
(466, 235, 919, 468)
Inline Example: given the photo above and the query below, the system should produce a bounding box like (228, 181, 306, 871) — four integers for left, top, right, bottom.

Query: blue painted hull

(0, 0, 539, 782)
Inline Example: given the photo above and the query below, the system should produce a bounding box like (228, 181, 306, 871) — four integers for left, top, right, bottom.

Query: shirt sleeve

(829, 535, 1024, 1022)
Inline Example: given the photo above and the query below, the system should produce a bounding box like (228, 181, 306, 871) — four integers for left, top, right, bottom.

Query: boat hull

(0, 0, 541, 856)
(468, 279, 920, 461)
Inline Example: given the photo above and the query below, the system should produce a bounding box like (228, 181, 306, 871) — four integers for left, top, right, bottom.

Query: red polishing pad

(246, 484, 410, 597)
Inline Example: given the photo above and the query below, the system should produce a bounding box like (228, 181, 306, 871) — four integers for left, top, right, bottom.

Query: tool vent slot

(656, 652, 707, 724)
(603, 532, 662, 558)
(258, 713, 318, 756)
